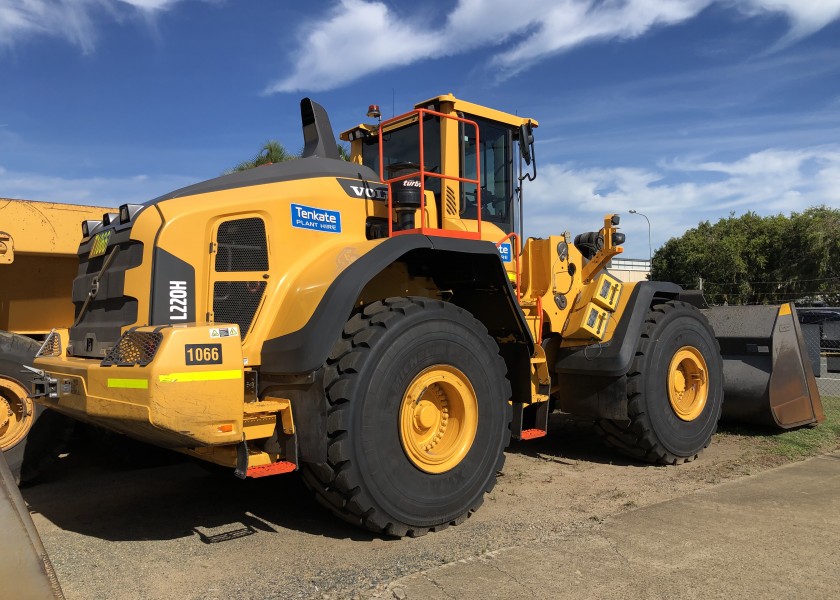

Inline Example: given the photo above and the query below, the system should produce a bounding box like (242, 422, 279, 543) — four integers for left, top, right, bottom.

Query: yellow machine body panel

(152, 179, 389, 366)
(35, 324, 245, 448)
(0, 198, 114, 334)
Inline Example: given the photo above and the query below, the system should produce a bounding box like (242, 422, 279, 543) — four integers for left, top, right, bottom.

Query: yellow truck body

(0, 198, 113, 481)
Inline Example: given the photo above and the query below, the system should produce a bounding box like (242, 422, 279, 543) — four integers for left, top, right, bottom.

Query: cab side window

(460, 119, 513, 231)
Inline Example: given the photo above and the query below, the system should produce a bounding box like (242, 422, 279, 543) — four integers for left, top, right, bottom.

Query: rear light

(119, 203, 143, 224)
(81, 220, 100, 237)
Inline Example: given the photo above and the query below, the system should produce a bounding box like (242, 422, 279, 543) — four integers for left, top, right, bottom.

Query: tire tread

(301, 297, 511, 536)
(595, 301, 722, 465)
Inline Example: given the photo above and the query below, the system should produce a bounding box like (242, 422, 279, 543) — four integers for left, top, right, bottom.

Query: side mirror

(518, 123, 534, 166)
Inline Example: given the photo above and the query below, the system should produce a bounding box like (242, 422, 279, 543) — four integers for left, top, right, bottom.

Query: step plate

(520, 428, 547, 440)
(246, 461, 297, 478)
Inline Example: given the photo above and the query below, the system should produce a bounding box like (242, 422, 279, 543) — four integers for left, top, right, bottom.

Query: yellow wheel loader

(0, 199, 114, 483)
(29, 96, 822, 536)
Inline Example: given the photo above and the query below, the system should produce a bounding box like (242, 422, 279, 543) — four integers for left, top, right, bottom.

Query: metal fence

(798, 312, 840, 400)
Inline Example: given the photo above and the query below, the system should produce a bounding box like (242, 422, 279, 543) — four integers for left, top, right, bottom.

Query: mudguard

(552, 282, 682, 420)
(260, 235, 533, 375)
(555, 281, 682, 378)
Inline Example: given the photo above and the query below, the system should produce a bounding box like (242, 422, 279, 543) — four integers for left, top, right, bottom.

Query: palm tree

(229, 140, 297, 173)
(336, 142, 350, 161)
(227, 140, 352, 174)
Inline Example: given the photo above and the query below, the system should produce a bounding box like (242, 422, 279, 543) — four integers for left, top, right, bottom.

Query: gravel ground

(23, 415, 779, 599)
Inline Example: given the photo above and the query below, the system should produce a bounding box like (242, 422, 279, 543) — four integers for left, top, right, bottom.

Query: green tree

(651, 207, 840, 305)
(336, 142, 350, 161)
(228, 141, 351, 173)
(229, 140, 297, 173)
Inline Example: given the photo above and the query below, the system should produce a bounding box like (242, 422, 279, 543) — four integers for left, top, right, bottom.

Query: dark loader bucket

(701, 303, 824, 429)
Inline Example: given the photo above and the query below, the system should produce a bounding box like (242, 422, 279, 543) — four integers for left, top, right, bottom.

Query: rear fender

(260, 235, 533, 374)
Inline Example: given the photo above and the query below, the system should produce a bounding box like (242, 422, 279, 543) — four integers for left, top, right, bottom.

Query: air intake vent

(213, 281, 266, 338)
(215, 217, 268, 272)
(37, 330, 61, 358)
(445, 186, 457, 216)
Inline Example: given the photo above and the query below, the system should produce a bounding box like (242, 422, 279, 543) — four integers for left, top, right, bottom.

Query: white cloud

(269, 0, 840, 93)
(524, 146, 840, 259)
(736, 0, 840, 43)
(0, 0, 186, 53)
(1, 145, 838, 262)
(0, 165, 196, 206)
(265, 0, 441, 94)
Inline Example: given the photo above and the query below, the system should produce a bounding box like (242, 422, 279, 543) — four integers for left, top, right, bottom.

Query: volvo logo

(349, 185, 388, 199)
(336, 178, 388, 200)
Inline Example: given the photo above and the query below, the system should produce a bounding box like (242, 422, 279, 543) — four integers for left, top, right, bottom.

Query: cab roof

(340, 94, 537, 141)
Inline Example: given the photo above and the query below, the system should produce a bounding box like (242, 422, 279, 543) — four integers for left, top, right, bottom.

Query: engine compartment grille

(215, 217, 268, 272)
(101, 331, 163, 366)
(211, 216, 269, 340)
(212, 281, 266, 339)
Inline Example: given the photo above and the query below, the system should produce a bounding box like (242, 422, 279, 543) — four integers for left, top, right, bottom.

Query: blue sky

(1, 0, 839, 259)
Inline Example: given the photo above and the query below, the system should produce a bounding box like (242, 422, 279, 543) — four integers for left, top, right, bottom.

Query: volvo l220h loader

(29, 96, 822, 536)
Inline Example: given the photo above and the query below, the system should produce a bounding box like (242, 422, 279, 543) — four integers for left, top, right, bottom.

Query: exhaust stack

(300, 98, 340, 160)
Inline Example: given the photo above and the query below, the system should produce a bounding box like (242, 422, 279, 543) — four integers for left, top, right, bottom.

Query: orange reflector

(217, 424, 233, 433)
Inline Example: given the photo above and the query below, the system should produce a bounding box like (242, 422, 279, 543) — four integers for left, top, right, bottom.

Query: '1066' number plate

(185, 344, 222, 365)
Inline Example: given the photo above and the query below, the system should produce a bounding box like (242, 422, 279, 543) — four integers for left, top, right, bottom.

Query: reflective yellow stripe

(158, 370, 242, 383)
(107, 378, 149, 389)
(778, 303, 792, 316)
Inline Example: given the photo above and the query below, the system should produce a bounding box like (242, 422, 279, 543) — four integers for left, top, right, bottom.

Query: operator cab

(341, 94, 537, 242)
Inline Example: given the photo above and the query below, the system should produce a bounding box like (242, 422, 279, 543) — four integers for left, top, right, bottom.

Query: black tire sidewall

(0, 334, 43, 478)
(345, 306, 509, 527)
(640, 308, 723, 458)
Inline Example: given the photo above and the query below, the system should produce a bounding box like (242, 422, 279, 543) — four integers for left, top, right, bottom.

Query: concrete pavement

(373, 452, 840, 599)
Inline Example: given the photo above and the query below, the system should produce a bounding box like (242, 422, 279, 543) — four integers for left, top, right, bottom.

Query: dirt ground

(23, 415, 790, 600)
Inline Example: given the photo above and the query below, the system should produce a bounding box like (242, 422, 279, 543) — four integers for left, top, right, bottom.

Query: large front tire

(596, 301, 723, 464)
(301, 297, 512, 537)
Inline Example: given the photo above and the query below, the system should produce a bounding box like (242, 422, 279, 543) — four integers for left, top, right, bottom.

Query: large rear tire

(301, 297, 512, 537)
(0, 332, 74, 484)
(596, 301, 723, 464)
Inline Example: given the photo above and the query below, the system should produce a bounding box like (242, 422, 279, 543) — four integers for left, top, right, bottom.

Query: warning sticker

(210, 327, 239, 338)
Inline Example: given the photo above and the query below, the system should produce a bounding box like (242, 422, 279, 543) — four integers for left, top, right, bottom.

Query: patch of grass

(763, 396, 840, 460)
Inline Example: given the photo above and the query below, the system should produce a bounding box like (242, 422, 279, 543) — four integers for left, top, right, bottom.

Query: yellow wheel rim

(667, 346, 709, 422)
(399, 365, 478, 474)
(0, 378, 35, 451)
